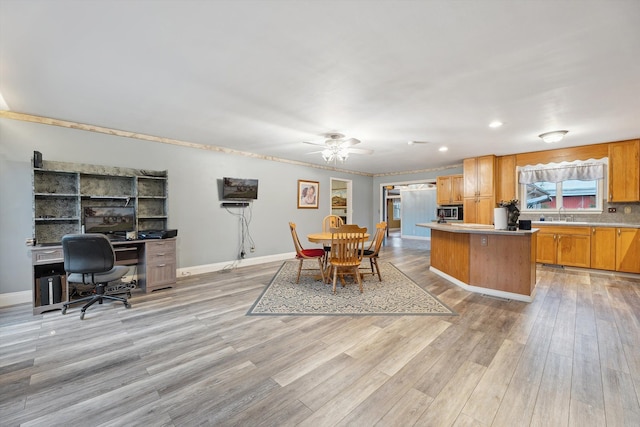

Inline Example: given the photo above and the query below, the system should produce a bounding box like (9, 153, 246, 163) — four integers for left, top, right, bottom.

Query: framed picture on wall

(298, 180, 319, 209)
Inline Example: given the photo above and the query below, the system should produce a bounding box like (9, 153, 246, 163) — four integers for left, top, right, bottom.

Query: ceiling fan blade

(341, 138, 361, 146)
(302, 141, 326, 147)
(347, 147, 374, 155)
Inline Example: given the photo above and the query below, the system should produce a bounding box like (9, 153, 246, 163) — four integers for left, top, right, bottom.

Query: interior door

(330, 178, 352, 224)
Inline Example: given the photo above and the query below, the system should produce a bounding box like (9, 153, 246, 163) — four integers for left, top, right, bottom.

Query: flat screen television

(83, 206, 135, 234)
(222, 177, 259, 200)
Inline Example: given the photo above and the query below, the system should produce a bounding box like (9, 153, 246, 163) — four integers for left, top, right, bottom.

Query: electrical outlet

(250, 246, 255, 252)
(480, 236, 488, 246)
(608, 207, 617, 213)
(624, 206, 632, 214)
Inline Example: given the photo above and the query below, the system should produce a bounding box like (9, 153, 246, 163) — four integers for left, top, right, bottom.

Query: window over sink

(518, 159, 606, 215)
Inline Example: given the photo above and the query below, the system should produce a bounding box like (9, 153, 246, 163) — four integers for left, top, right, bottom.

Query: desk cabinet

(32, 247, 68, 315)
(142, 239, 177, 292)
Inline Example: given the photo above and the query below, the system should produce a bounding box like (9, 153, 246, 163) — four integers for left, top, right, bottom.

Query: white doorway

(330, 178, 352, 224)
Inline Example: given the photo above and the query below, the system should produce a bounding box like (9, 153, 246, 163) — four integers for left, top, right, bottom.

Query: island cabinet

(608, 139, 640, 202)
(590, 227, 616, 271)
(616, 227, 640, 273)
(463, 155, 496, 225)
(436, 174, 464, 205)
(536, 225, 591, 268)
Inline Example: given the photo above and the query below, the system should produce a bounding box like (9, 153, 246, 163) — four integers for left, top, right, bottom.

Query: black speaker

(519, 220, 532, 230)
(40, 275, 62, 305)
(33, 151, 43, 168)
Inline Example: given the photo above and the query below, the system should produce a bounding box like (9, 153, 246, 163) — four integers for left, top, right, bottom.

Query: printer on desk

(138, 229, 178, 240)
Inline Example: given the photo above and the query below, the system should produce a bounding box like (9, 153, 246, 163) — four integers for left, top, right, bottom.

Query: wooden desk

(30, 238, 177, 314)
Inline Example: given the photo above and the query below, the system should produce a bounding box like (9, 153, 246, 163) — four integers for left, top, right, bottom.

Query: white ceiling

(1, 0, 639, 175)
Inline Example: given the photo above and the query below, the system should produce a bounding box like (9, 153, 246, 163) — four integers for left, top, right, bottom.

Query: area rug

(247, 261, 456, 316)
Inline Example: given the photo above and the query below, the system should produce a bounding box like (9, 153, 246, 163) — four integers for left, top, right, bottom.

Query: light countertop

(417, 222, 538, 235)
(531, 221, 640, 229)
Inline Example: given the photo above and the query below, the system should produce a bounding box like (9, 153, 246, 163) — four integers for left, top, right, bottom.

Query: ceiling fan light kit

(539, 130, 568, 143)
(303, 132, 373, 164)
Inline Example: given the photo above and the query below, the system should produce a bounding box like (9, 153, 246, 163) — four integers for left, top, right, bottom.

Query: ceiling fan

(303, 133, 374, 164)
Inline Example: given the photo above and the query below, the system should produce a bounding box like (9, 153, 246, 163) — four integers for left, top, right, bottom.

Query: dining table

(307, 231, 370, 246)
(307, 231, 370, 283)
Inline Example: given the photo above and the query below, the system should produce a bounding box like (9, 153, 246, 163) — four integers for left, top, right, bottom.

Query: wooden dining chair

(321, 214, 344, 262)
(328, 224, 367, 294)
(361, 221, 387, 281)
(289, 222, 326, 283)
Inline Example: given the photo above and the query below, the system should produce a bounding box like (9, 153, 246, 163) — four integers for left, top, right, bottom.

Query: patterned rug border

(247, 261, 457, 316)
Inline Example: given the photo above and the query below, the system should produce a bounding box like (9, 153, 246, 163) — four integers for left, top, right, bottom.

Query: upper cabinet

(436, 174, 463, 205)
(608, 140, 640, 202)
(463, 155, 496, 224)
(496, 155, 516, 203)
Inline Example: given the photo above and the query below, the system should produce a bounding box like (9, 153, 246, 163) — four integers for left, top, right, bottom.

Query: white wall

(0, 118, 373, 296)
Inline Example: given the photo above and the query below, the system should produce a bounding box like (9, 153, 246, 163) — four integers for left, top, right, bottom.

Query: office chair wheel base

(125, 302, 131, 309)
(80, 311, 86, 320)
(61, 307, 67, 315)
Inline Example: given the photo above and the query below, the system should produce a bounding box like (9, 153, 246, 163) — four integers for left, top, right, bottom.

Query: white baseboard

(0, 290, 32, 307)
(176, 252, 295, 277)
(0, 252, 296, 309)
(429, 266, 534, 303)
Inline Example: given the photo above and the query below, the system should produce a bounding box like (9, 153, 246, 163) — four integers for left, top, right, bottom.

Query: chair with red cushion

(289, 222, 326, 283)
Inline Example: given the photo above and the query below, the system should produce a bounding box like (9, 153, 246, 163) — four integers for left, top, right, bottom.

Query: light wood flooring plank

(2, 235, 640, 426)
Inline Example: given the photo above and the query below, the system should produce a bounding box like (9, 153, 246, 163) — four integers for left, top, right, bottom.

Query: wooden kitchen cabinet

(608, 140, 640, 202)
(536, 225, 591, 268)
(463, 155, 496, 224)
(437, 174, 464, 205)
(590, 227, 616, 271)
(496, 154, 517, 203)
(616, 227, 640, 273)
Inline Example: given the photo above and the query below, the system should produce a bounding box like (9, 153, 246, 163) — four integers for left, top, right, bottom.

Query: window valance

(518, 158, 607, 184)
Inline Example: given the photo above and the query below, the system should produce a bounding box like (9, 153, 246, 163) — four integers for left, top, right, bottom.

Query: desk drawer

(145, 240, 176, 258)
(33, 248, 64, 264)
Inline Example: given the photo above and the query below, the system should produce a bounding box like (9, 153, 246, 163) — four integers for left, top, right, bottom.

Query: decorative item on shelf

(499, 199, 520, 231)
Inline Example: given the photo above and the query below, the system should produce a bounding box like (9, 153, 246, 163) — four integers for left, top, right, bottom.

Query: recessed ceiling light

(439, 146, 448, 152)
(489, 121, 503, 128)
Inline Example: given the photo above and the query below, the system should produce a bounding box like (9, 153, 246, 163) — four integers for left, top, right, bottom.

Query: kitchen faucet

(558, 206, 566, 221)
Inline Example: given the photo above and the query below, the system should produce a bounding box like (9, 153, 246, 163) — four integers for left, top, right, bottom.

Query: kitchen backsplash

(519, 202, 640, 225)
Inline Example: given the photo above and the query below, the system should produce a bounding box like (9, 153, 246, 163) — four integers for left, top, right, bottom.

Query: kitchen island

(417, 222, 539, 302)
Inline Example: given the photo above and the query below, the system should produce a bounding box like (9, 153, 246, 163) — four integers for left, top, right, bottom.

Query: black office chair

(61, 233, 131, 319)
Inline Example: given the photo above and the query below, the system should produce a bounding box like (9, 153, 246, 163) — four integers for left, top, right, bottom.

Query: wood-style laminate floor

(2, 234, 640, 426)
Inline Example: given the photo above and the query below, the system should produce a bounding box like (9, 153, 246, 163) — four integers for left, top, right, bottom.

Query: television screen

(222, 177, 258, 200)
(84, 206, 135, 234)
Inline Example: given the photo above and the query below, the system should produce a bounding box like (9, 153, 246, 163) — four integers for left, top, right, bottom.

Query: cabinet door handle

(43, 250, 58, 254)
(618, 229, 621, 236)
(553, 235, 557, 241)
(592, 228, 596, 235)
(157, 263, 166, 267)
(156, 253, 165, 256)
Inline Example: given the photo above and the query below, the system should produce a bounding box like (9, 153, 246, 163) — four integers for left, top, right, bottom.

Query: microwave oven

(437, 206, 463, 220)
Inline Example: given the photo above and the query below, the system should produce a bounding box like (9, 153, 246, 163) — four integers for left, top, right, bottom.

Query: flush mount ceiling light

(539, 130, 568, 143)
(489, 121, 503, 128)
(438, 146, 448, 152)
